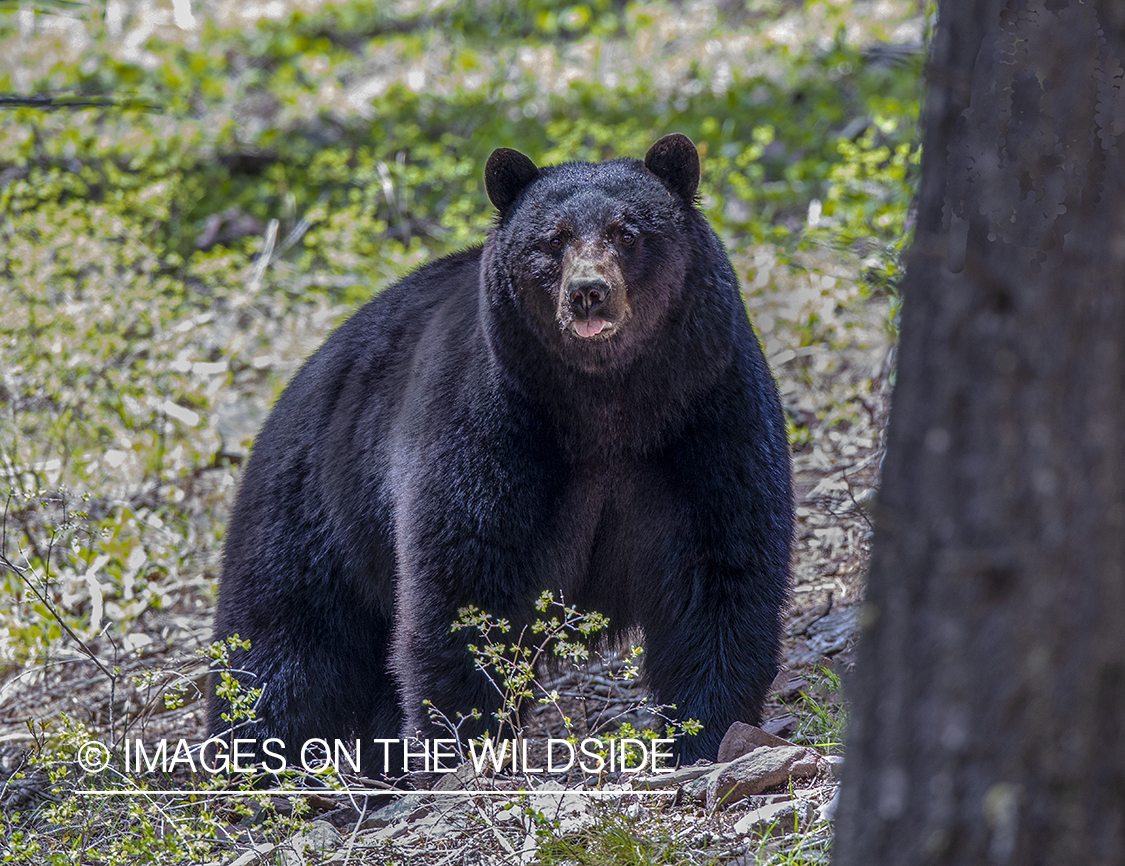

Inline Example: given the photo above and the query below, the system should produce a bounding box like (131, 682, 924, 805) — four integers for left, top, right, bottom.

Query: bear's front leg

(642, 574, 786, 763)
(387, 397, 562, 759)
(640, 381, 792, 763)
(391, 591, 512, 756)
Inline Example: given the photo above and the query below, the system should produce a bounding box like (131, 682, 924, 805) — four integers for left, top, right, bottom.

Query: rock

(227, 843, 276, 866)
(359, 793, 431, 829)
(529, 780, 593, 834)
(786, 643, 825, 668)
(805, 606, 862, 656)
(433, 760, 485, 791)
(316, 805, 364, 828)
(623, 802, 644, 820)
(358, 796, 479, 848)
(732, 798, 814, 836)
(761, 715, 799, 739)
(854, 485, 877, 517)
(632, 761, 716, 790)
(823, 754, 845, 780)
(816, 787, 840, 823)
(461, 781, 595, 839)
(277, 820, 342, 865)
(707, 746, 821, 810)
(303, 793, 340, 813)
(295, 820, 341, 850)
(413, 812, 466, 840)
(361, 820, 411, 843)
(718, 721, 798, 763)
(683, 769, 716, 804)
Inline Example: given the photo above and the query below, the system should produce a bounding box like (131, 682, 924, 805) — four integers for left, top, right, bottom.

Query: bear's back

(218, 247, 485, 621)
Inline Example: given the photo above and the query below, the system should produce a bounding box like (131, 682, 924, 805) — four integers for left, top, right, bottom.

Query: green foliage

(283, 0, 629, 43)
(205, 634, 262, 727)
(2, 1, 922, 550)
(785, 665, 846, 756)
(448, 593, 700, 766)
(0, 480, 216, 669)
(1, 718, 216, 865)
(0, 636, 322, 864)
(806, 115, 921, 294)
(535, 807, 715, 865)
(2, 0, 922, 656)
(2, 0, 923, 298)
(450, 591, 609, 736)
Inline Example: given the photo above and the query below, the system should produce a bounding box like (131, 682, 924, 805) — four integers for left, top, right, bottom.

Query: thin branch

(0, 94, 163, 112)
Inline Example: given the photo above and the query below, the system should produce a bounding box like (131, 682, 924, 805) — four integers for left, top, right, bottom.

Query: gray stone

(276, 819, 343, 866)
(213, 396, 263, 458)
(433, 760, 485, 791)
(761, 715, 799, 739)
(805, 607, 862, 656)
(816, 787, 840, 823)
(732, 798, 814, 836)
(632, 761, 717, 790)
(494, 803, 523, 824)
(293, 820, 340, 851)
(359, 792, 431, 829)
(683, 766, 722, 804)
(529, 780, 593, 833)
(226, 843, 276, 866)
(707, 746, 820, 810)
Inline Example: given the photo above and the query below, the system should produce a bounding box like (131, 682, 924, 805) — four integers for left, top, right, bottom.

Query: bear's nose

(568, 278, 610, 317)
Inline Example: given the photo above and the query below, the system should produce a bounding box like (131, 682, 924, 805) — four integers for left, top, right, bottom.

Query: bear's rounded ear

(644, 133, 700, 204)
(485, 148, 540, 215)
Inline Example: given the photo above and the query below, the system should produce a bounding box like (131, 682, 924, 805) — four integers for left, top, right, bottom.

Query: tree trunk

(833, 2, 1125, 864)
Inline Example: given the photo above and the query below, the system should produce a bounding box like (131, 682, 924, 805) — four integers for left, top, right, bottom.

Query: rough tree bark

(834, 2, 1125, 864)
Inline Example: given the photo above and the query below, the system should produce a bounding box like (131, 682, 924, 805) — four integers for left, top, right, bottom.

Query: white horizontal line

(73, 788, 676, 797)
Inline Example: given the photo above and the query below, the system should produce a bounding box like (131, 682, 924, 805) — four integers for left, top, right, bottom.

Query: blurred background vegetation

(0, 0, 925, 860)
(1, 0, 924, 663)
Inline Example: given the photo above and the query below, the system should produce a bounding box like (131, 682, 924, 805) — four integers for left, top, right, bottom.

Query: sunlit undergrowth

(1, 0, 921, 483)
(1, 0, 921, 861)
(2, 0, 923, 275)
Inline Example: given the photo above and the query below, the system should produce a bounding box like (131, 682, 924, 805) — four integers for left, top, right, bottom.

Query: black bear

(209, 134, 792, 771)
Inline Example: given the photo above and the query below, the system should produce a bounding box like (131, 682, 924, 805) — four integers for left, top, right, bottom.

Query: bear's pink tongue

(574, 319, 609, 338)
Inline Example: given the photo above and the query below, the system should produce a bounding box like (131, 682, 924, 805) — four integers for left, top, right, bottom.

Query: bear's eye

(548, 236, 564, 251)
(620, 231, 636, 246)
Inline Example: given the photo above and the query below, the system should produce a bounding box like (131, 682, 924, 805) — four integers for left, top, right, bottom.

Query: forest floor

(0, 239, 895, 864)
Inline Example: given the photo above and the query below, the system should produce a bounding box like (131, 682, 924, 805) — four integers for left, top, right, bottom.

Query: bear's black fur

(209, 135, 792, 769)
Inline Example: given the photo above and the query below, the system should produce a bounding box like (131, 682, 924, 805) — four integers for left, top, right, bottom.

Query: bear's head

(483, 134, 701, 374)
